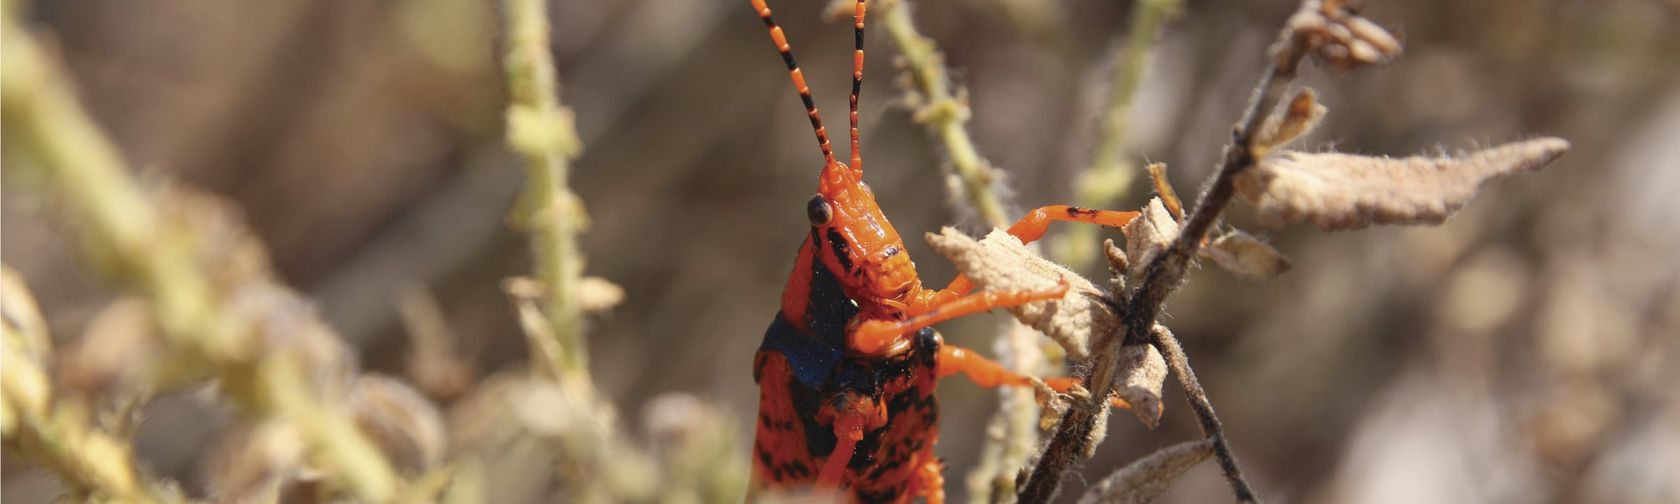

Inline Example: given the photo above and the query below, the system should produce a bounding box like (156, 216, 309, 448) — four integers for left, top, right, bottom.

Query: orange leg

(816, 394, 885, 489)
(938, 345, 1134, 410)
(850, 279, 1070, 355)
(816, 420, 863, 489)
(1006, 205, 1140, 245)
(915, 457, 945, 504)
(929, 205, 1139, 301)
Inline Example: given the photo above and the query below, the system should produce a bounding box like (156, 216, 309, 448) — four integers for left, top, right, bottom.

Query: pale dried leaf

(1254, 88, 1327, 152)
(1076, 439, 1215, 504)
(1123, 198, 1179, 284)
(1145, 163, 1183, 221)
(204, 422, 306, 502)
(350, 374, 447, 472)
(1103, 239, 1128, 294)
(1236, 138, 1570, 231)
(579, 276, 625, 313)
(925, 228, 1114, 359)
(60, 298, 161, 396)
(1033, 378, 1071, 431)
(1203, 230, 1292, 280)
(1083, 401, 1112, 460)
(1112, 343, 1168, 429)
(1283, 0, 1403, 72)
(230, 284, 359, 399)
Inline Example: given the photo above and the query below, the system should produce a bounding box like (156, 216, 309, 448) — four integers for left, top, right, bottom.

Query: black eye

(806, 194, 832, 226)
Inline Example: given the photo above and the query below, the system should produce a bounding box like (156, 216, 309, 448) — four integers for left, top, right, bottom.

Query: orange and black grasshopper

(747, 1, 1140, 501)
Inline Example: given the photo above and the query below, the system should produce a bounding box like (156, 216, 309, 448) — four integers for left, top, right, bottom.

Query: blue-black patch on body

(758, 240, 857, 389)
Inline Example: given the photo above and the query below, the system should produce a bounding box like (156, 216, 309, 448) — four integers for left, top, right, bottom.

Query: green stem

(880, 0, 1009, 228)
(1055, 0, 1183, 270)
(502, 0, 589, 381)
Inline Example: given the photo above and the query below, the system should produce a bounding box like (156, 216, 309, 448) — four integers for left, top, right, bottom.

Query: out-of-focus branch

(1055, 0, 1184, 270)
(1, 269, 182, 504)
(879, 0, 1009, 228)
(502, 0, 590, 382)
(1, 9, 399, 501)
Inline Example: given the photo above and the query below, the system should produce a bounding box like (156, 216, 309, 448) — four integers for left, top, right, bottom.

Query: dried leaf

(1145, 163, 1184, 221)
(1111, 343, 1168, 429)
(1083, 400, 1112, 460)
(203, 421, 306, 502)
(1281, 0, 1402, 72)
(1033, 378, 1071, 431)
(350, 374, 447, 473)
(579, 276, 625, 313)
(1202, 229, 1292, 280)
(1076, 439, 1215, 504)
(229, 284, 359, 399)
(1254, 88, 1327, 152)
(926, 228, 1114, 359)
(1236, 138, 1570, 231)
(1123, 198, 1180, 284)
(1103, 239, 1128, 294)
(60, 298, 161, 397)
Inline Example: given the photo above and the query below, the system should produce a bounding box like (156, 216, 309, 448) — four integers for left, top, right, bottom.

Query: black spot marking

(1066, 206, 1097, 216)
(826, 228, 855, 273)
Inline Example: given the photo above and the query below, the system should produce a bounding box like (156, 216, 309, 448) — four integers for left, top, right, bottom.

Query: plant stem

(879, 0, 1009, 228)
(1151, 326, 1253, 501)
(1056, 0, 1184, 270)
(502, 0, 590, 381)
(2, 8, 398, 501)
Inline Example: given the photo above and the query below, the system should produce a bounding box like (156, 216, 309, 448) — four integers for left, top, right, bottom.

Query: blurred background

(4, 0, 1678, 502)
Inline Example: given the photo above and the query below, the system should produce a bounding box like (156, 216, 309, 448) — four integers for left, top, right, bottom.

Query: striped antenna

(751, 0, 836, 165)
(849, 0, 867, 173)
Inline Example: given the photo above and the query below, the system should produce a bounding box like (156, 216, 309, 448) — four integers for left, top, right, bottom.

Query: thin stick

(1151, 326, 1253, 501)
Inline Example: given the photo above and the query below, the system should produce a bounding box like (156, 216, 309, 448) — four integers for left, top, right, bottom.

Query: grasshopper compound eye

(807, 194, 832, 226)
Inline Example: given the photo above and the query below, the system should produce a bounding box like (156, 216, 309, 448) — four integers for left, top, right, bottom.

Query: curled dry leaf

(1236, 138, 1570, 231)
(1033, 378, 1072, 431)
(925, 228, 1112, 359)
(203, 421, 307, 502)
(153, 184, 275, 292)
(349, 374, 448, 473)
(1202, 229, 1292, 281)
(1083, 399, 1113, 460)
(230, 284, 359, 400)
(1076, 439, 1215, 504)
(579, 276, 626, 313)
(59, 298, 162, 397)
(1281, 0, 1403, 73)
(1103, 239, 1129, 294)
(1123, 198, 1180, 285)
(1111, 343, 1169, 429)
(1145, 163, 1184, 221)
(1254, 88, 1327, 153)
